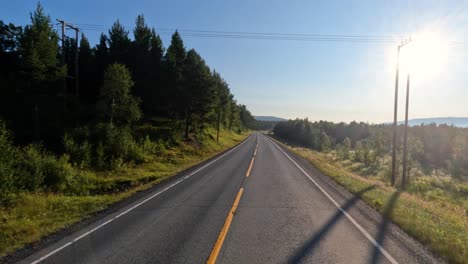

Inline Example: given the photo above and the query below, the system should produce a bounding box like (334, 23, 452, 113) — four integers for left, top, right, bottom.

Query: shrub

(139, 136, 163, 154)
(95, 142, 106, 170)
(63, 132, 92, 168)
(93, 124, 155, 168)
(16, 144, 47, 191)
(126, 141, 147, 164)
(44, 155, 89, 195)
(102, 125, 133, 161)
(0, 120, 18, 205)
(14, 145, 89, 195)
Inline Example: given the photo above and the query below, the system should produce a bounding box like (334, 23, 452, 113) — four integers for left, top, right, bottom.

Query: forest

(0, 3, 255, 206)
(273, 120, 468, 264)
(274, 118, 468, 183)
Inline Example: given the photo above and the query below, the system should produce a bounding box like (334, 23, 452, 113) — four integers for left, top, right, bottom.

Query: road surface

(20, 132, 440, 264)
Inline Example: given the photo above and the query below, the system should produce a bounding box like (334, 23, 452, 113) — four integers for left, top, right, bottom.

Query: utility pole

(66, 24, 80, 98)
(57, 19, 80, 98)
(57, 19, 65, 64)
(391, 38, 411, 187)
(391, 46, 400, 187)
(57, 19, 67, 110)
(401, 74, 410, 189)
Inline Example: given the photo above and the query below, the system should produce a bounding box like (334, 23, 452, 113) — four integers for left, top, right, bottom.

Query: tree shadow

(287, 185, 376, 263)
(369, 190, 401, 264)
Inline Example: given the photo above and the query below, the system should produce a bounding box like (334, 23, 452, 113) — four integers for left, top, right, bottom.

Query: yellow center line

(207, 142, 258, 263)
(207, 188, 244, 264)
(246, 157, 255, 177)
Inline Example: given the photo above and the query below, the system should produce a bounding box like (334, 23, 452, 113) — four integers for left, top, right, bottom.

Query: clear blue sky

(3, 0, 468, 123)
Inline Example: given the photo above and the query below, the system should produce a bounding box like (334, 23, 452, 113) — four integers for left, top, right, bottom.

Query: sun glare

(399, 31, 450, 78)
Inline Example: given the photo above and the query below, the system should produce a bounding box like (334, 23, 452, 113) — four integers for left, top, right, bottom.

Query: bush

(0, 120, 18, 205)
(127, 141, 147, 164)
(43, 155, 89, 195)
(63, 123, 165, 171)
(16, 144, 47, 191)
(95, 141, 106, 170)
(92, 123, 151, 169)
(63, 132, 92, 168)
(15, 145, 89, 195)
(140, 136, 164, 154)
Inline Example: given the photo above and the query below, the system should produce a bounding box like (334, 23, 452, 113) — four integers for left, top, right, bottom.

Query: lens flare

(399, 31, 450, 78)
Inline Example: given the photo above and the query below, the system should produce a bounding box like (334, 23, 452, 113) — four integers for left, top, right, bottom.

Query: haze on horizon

(3, 0, 468, 123)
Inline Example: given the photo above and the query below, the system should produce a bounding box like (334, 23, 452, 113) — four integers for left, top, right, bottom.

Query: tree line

(0, 3, 254, 146)
(0, 3, 254, 204)
(274, 119, 468, 181)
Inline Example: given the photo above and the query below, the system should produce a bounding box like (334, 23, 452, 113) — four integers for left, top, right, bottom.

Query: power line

(75, 23, 406, 39)
(53, 23, 468, 49)
(72, 23, 409, 42)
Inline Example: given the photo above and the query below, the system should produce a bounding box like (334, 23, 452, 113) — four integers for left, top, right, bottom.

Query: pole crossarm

(57, 18, 80, 98)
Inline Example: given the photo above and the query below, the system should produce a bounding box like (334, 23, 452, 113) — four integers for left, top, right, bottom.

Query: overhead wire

(50, 23, 468, 50)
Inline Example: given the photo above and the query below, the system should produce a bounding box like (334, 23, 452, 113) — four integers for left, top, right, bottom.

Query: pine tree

(212, 71, 232, 128)
(150, 29, 164, 62)
(0, 21, 22, 119)
(94, 33, 109, 95)
(18, 3, 66, 144)
(21, 2, 65, 84)
(133, 15, 152, 51)
(79, 33, 92, 68)
(182, 49, 216, 138)
(148, 28, 165, 115)
(108, 20, 131, 65)
(131, 15, 152, 114)
(164, 31, 186, 117)
(78, 33, 95, 103)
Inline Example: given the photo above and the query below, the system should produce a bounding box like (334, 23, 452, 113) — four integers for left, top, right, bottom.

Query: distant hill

(397, 117, 468, 128)
(254, 116, 287, 122)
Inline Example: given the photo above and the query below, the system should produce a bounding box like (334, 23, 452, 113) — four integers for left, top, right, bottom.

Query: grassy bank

(274, 139, 467, 264)
(0, 130, 248, 257)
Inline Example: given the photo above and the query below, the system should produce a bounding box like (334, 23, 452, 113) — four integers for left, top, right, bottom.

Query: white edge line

(267, 137, 399, 264)
(29, 137, 250, 264)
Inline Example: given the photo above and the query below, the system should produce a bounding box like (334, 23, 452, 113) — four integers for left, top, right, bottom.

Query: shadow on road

(287, 185, 376, 263)
(369, 190, 401, 264)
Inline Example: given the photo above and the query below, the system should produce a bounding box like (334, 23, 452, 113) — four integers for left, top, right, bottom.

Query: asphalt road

(20, 132, 441, 264)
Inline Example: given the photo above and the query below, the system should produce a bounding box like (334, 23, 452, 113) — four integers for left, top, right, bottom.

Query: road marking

(246, 157, 255, 177)
(207, 188, 244, 264)
(29, 138, 250, 264)
(254, 143, 258, 156)
(267, 137, 399, 264)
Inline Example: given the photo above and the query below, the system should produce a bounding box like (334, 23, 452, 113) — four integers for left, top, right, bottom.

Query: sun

(399, 31, 450, 78)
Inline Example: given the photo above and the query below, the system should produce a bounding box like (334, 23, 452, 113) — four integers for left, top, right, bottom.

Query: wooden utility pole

(57, 19, 67, 109)
(57, 19, 80, 98)
(391, 45, 400, 187)
(66, 24, 79, 98)
(401, 74, 410, 189)
(57, 19, 65, 64)
(391, 38, 411, 187)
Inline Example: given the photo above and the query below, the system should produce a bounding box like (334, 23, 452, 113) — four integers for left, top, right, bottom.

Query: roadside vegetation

(0, 126, 247, 257)
(273, 119, 468, 263)
(0, 3, 255, 257)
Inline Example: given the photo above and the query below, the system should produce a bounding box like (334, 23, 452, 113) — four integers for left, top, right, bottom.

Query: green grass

(274, 139, 467, 264)
(0, 129, 248, 257)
